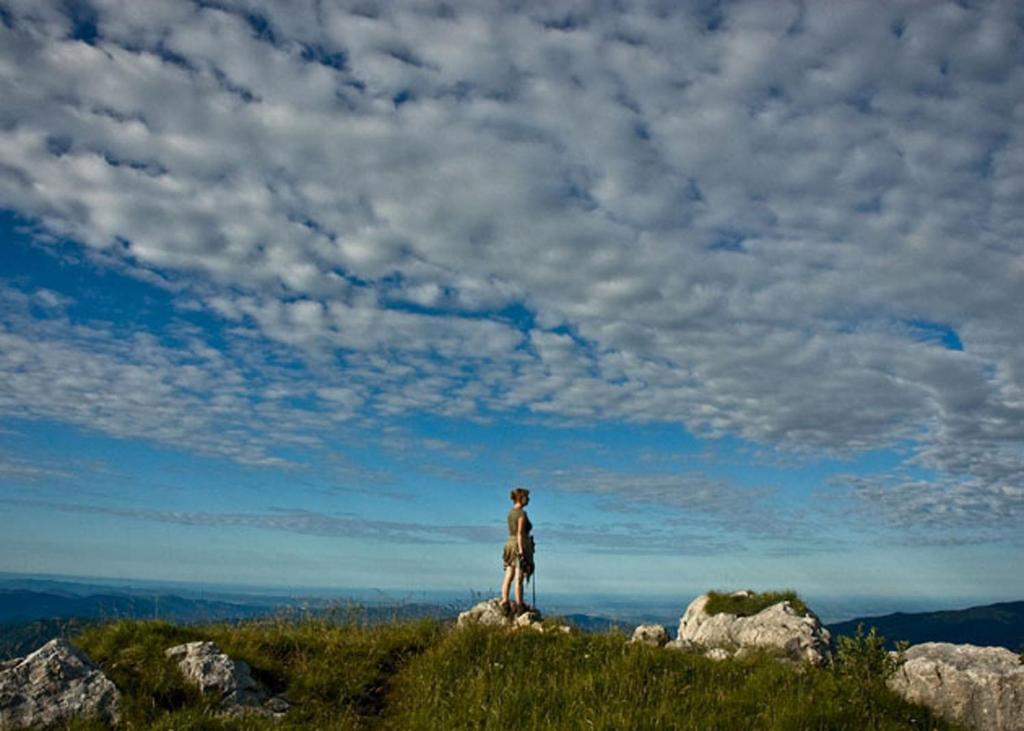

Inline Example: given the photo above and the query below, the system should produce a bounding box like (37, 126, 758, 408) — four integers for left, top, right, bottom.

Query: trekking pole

(532, 542, 537, 610)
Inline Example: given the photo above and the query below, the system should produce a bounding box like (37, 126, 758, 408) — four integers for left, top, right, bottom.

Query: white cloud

(0, 0, 1022, 529)
(0, 285, 361, 466)
(833, 471, 1024, 544)
(0, 457, 72, 482)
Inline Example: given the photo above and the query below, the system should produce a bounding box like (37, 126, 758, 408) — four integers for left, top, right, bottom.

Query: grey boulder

(0, 638, 120, 729)
(888, 642, 1024, 731)
(457, 598, 544, 628)
(630, 624, 669, 647)
(457, 598, 516, 628)
(165, 641, 288, 717)
(457, 599, 566, 633)
(666, 591, 832, 666)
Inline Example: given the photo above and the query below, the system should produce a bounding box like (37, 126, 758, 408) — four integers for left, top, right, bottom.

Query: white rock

(667, 591, 832, 666)
(165, 641, 262, 706)
(704, 648, 731, 661)
(630, 625, 669, 647)
(457, 598, 515, 628)
(0, 638, 120, 729)
(165, 641, 288, 718)
(513, 610, 544, 630)
(456, 599, 569, 634)
(457, 599, 545, 628)
(887, 642, 1024, 731)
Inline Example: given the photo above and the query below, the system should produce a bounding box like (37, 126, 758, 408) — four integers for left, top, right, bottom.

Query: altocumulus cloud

(0, 0, 1023, 531)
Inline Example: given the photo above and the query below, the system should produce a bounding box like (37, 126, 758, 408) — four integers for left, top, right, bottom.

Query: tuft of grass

(704, 590, 810, 618)
(73, 619, 208, 725)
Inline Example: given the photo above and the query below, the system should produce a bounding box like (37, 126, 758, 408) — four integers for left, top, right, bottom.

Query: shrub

(834, 623, 909, 684)
(704, 590, 810, 618)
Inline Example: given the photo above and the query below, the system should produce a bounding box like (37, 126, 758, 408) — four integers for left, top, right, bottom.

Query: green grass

(67, 615, 965, 730)
(73, 614, 441, 729)
(384, 625, 961, 730)
(704, 589, 810, 618)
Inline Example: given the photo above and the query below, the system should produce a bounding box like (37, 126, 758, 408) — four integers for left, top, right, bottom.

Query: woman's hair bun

(510, 486, 530, 502)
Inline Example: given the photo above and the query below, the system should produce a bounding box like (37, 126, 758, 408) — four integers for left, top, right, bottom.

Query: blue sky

(1, 0, 1023, 610)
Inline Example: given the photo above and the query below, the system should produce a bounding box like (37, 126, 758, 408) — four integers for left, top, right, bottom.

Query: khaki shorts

(502, 540, 518, 569)
(502, 539, 533, 569)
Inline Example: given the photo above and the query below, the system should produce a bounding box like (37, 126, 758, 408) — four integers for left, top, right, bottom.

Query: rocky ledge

(888, 642, 1024, 731)
(664, 590, 832, 666)
(0, 638, 120, 729)
(457, 598, 570, 633)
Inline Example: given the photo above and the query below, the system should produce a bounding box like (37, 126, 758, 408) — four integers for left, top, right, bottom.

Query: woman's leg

(501, 565, 514, 604)
(513, 566, 524, 608)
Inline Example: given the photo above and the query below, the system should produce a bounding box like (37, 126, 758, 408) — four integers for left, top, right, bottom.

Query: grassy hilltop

(58, 610, 966, 731)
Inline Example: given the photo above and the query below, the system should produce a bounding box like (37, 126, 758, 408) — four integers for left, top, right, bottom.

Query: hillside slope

(830, 601, 1024, 651)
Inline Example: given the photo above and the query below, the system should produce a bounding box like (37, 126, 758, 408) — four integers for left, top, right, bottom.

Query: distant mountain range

(0, 618, 94, 661)
(827, 600, 1024, 652)
(0, 589, 272, 625)
(0, 581, 457, 660)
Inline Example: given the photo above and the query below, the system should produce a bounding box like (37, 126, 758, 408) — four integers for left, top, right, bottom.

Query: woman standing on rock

(500, 487, 534, 615)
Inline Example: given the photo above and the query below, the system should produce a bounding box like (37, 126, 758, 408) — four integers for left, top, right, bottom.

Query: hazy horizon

(3, 570, 1019, 627)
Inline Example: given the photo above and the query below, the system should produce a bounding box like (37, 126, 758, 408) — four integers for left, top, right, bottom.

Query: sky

(0, 0, 1022, 611)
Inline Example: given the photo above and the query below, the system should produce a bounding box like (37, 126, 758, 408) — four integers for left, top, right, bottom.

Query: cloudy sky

(1, 0, 1022, 608)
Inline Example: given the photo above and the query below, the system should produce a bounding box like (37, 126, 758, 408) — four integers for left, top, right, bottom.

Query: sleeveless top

(503, 506, 534, 568)
(507, 507, 532, 538)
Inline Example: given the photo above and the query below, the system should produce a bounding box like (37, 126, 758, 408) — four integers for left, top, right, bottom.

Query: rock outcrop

(165, 641, 289, 718)
(0, 638, 121, 729)
(630, 624, 669, 647)
(887, 642, 1024, 731)
(457, 599, 569, 633)
(457, 598, 522, 628)
(666, 591, 832, 666)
